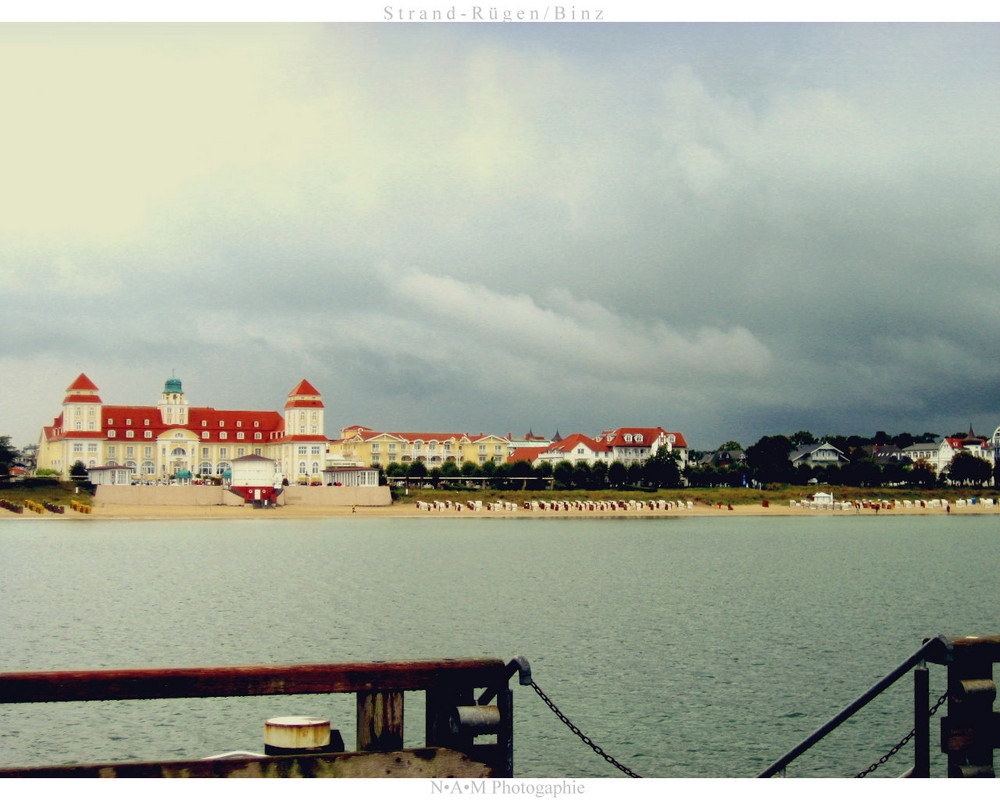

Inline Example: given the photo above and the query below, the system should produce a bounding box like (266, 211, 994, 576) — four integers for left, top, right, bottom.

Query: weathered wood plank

(357, 690, 404, 751)
(0, 747, 494, 778)
(0, 658, 507, 703)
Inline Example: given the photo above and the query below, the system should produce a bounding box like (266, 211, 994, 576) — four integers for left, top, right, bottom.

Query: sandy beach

(60, 500, 1000, 521)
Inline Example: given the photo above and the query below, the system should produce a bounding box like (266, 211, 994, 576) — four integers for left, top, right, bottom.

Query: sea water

(0, 514, 996, 778)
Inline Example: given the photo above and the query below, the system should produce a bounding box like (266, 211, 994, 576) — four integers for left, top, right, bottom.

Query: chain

(528, 678, 643, 778)
(854, 690, 949, 778)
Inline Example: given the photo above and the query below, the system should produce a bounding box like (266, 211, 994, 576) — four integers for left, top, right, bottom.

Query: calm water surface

(1, 514, 997, 778)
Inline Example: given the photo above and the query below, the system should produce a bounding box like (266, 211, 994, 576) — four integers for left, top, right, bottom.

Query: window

(311, 446, 321, 455)
(236, 432, 244, 440)
(220, 432, 227, 440)
(371, 443, 380, 452)
(107, 446, 116, 457)
(126, 430, 134, 438)
(254, 432, 262, 440)
(635, 434, 643, 443)
(237, 448, 245, 457)
(237, 421, 242, 428)
(388, 443, 397, 452)
(145, 431, 152, 438)
(298, 446, 307, 455)
(202, 448, 209, 457)
(144, 447, 152, 457)
(254, 421, 260, 428)
(73, 443, 83, 453)
(144, 419, 150, 426)
(87, 443, 98, 453)
(108, 418, 114, 425)
(88, 421, 95, 431)
(219, 448, 227, 458)
(171, 448, 185, 457)
(126, 447, 135, 458)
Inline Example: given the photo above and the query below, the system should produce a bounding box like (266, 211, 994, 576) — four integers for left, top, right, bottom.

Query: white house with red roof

(37, 374, 331, 484)
(527, 427, 688, 468)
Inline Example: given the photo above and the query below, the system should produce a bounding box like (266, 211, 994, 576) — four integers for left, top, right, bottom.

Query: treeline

(382, 447, 684, 491)
(686, 430, 997, 489)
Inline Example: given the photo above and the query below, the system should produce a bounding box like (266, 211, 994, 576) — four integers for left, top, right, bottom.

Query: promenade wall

(95, 485, 392, 507)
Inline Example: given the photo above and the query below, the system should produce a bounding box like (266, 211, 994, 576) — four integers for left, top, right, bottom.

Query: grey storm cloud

(3, 22, 999, 449)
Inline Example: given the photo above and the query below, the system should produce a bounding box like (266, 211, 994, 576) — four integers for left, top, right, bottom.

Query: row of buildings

(36, 375, 690, 484)
(700, 433, 1000, 477)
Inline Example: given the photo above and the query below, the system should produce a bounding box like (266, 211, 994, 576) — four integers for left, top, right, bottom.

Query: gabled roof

(508, 446, 549, 463)
(545, 433, 609, 455)
(596, 427, 688, 449)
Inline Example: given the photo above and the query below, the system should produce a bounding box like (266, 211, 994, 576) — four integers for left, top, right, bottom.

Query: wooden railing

(0, 657, 516, 778)
(929, 636, 1000, 778)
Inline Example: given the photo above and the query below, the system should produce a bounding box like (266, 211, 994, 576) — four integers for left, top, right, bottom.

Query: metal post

(911, 664, 930, 777)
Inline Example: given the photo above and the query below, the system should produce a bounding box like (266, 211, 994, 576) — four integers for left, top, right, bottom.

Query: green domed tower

(158, 374, 189, 426)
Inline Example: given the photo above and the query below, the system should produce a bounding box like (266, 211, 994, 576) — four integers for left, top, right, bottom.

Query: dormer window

(624, 434, 633, 443)
(635, 434, 643, 443)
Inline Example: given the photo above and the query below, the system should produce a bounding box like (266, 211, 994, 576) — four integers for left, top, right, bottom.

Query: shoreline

(4, 501, 996, 521)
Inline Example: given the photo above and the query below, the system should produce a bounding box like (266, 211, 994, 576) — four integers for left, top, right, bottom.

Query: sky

(3, 13, 1000, 452)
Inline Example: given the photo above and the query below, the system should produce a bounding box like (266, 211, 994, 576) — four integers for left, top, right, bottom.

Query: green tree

(552, 460, 574, 489)
(590, 460, 608, 489)
(70, 460, 89, 480)
(607, 461, 628, 488)
(509, 459, 534, 490)
(642, 446, 681, 488)
(790, 431, 817, 447)
(908, 458, 937, 488)
(946, 451, 992, 486)
(745, 435, 794, 484)
(571, 461, 592, 489)
(0, 436, 17, 477)
(408, 460, 428, 481)
(717, 440, 743, 452)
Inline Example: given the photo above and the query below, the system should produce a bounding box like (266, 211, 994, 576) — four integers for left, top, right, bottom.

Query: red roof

(596, 427, 688, 449)
(64, 373, 102, 404)
(67, 373, 99, 392)
(508, 446, 549, 463)
(289, 379, 321, 396)
(546, 433, 608, 455)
